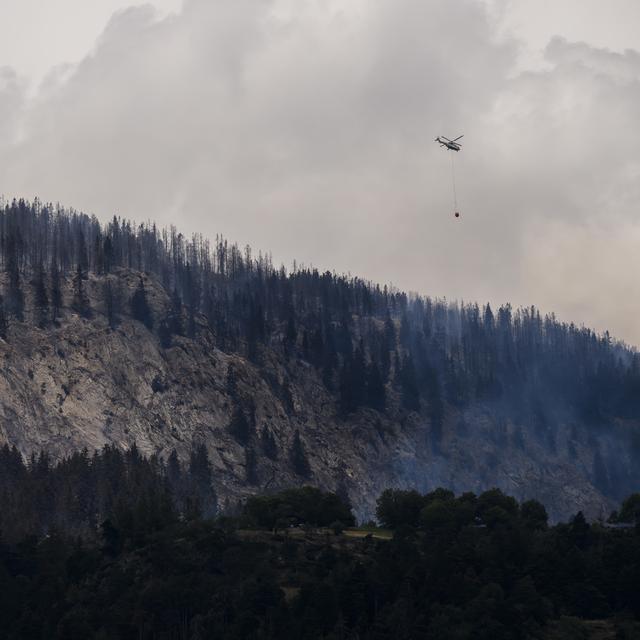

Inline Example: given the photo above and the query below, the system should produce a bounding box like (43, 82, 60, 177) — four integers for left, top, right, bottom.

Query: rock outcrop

(0, 267, 634, 522)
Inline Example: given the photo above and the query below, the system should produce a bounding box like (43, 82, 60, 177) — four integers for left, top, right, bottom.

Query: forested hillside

(2, 458, 640, 640)
(0, 197, 639, 520)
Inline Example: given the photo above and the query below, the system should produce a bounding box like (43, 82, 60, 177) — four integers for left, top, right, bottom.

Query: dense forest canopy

(1, 196, 638, 434)
(2, 446, 640, 639)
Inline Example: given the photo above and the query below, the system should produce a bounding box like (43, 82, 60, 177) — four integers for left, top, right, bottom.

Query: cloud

(1, 0, 639, 344)
(0, 67, 27, 148)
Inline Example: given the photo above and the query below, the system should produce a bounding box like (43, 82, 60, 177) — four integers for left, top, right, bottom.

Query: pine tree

(366, 360, 386, 411)
(167, 449, 182, 493)
(159, 288, 183, 348)
(189, 443, 212, 488)
(335, 471, 353, 514)
(76, 229, 89, 277)
(426, 369, 444, 447)
(280, 380, 295, 414)
(246, 300, 264, 362)
(339, 362, 356, 416)
(188, 443, 217, 518)
(384, 314, 396, 351)
(93, 231, 105, 275)
(283, 315, 297, 356)
(33, 262, 49, 328)
(398, 354, 421, 412)
(5, 258, 24, 322)
(169, 288, 184, 336)
(130, 278, 153, 330)
(245, 447, 258, 485)
(290, 430, 311, 478)
(229, 405, 252, 445)
(352, 344, 367, 405)
(444, 355, 464, 407)
(50, 262, 63, 322)
(103, 236, 114, 273)
(158, 319, 172, 348)
(310, 329, 324, 367)
(322, 322, 338, 390)
(226, 364, 238, 397)
(184, 264, 200, 339)
(103, 280, 120, 329)
(379, 338, 391, 383)
(339, 345, 367, 416)
(260, 426, 278, 460)
(72, 263, 91, 318)
(399, 313, 412, 348)
(0, 295, 8, 340)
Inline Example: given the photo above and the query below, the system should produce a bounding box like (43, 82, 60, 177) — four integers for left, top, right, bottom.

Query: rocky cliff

(0, 266, 633, 522)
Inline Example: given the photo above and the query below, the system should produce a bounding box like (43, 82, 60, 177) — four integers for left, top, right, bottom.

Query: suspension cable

(450, 151, 458, 212)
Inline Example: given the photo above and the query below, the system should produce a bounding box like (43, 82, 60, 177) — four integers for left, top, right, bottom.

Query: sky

(1, 0, 639, 344)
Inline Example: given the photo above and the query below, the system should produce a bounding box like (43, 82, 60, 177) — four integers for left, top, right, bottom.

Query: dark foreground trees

(242, 486, 355, 530)
(1, 449, 640, 639)
(0, 443, 218, 542)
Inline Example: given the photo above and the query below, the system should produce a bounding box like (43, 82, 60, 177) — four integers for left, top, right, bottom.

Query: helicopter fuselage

(439, 140, 461, 151)
(435, 136, 463, 151)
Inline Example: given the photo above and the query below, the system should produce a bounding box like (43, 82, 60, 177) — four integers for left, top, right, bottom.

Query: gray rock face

(0, 268, 629, 522)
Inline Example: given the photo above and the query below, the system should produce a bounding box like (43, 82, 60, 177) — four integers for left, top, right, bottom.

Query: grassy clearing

(344, 528, 393, 540)
(545, 617, 616, 639)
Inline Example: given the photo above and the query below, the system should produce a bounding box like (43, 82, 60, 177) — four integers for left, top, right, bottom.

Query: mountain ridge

(0, 197, 638, 521)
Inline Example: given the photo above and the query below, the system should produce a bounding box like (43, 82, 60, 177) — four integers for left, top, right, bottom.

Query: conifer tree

(229, 405, 252, 445)
(226, 364, 238, 397)
(93, 231, 105, 275)
(72, 263, 91, 318)
(283, 315, 297, 356)
(426, 369, 444, 447)
(158, 319, 172, 348)
(188, 443, 217, 518)
(158, 288, 182, 348)
(33, 262, 49, 328)
(6, 258, 24, 322)
(290, 430, 311, 478)
(168, 288, 184, 337)
(338, 362, 356, 416)
(352, 344, 367, 402)
(130, 278, 153, 330)
(0, 295, 8, 340)
(260, 426, 278, 460)
(384, 314, 396, 351)
(398, 354, 421, 412)
(167, 449, 182, 493)
(103, 280, 120, 329)
(399, 313, 412, 348)
(379, 338, 391, 383)
(76, 229, 89, 277)
(103, 235, 114, 273)
(338, 345, 367, 416)
(245, 447, 258, 485)
(50, 262, 63, 322)
(366, 360, 386, 411)
(184, 264, 200, 339)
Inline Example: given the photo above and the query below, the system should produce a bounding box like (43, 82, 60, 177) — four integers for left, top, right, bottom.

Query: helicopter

(435, 135, 463, 151)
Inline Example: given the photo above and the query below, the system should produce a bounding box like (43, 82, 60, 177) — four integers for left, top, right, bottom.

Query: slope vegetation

(0, 198, 638, 519)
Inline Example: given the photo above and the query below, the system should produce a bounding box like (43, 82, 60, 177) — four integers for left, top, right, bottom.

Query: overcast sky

(1, 0, 639, 345)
